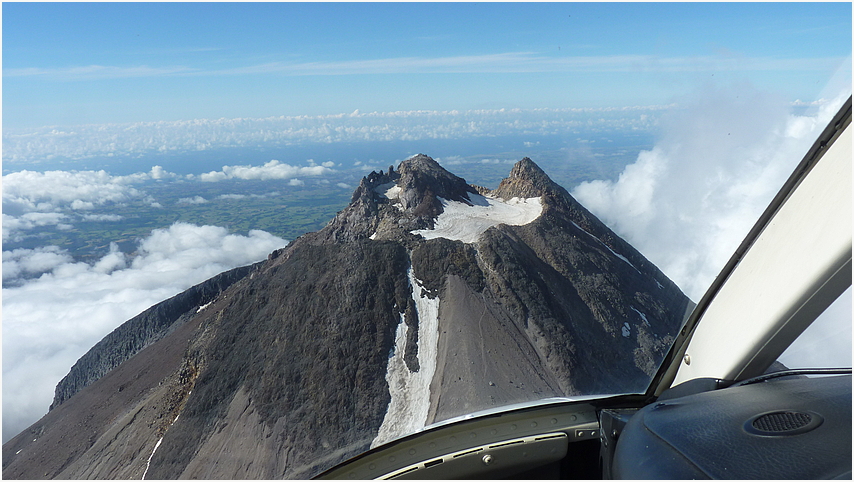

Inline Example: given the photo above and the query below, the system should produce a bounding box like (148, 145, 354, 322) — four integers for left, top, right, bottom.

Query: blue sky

(3, 2, 851, 128)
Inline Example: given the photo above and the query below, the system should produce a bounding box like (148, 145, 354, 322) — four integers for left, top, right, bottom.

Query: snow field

(412, 194, 543, 244)
(371, 268, 440, 448)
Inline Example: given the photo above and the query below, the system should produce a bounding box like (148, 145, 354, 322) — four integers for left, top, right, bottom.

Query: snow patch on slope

(631, 306, 651, 327)
(412, 193, 543, 243)
(374, 181, 404, 212)
(372, 268, 440, 448)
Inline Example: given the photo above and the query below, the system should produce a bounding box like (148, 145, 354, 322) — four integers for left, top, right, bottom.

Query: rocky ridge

(49, 263, 260, 410)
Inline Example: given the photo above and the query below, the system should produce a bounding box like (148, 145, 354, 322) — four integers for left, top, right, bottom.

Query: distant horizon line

(5, 104, 683, 133)
(6, 52, 844, 82)
(8, 97, 837, 133)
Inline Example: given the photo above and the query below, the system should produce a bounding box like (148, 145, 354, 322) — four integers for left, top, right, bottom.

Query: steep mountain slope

(50, 263, 260, 411)
(2, 155, 691, 479)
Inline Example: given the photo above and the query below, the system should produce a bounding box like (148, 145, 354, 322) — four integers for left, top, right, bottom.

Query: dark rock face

(2, 154, 691, 480)
(396, 154, 476, 212)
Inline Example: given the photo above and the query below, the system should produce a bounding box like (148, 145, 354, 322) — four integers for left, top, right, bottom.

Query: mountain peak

(396, 154, 474, 208)
(510, 157, 546, 179)
(398, 153, 441, 174)
(492, 157, 558, 199)
(317, 154, 480, 243)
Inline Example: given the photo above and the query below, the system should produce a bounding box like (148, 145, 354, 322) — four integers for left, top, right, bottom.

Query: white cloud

(199, 170, 228, 182)
(92, 243, 128, 274)
(81, 213, 124, 222)
(70, 200, 95, 210)
(217, 192, 280, 200)
(435, 155, 466, 166)
(778, 287, 852, 369)
(2, 169, 144, 215)
(199, 160, 332, 182)
(149, 165, 178, 180)
(2, 222, 287, 442)
(572, 84, 849, 300)
(2, 246, 74, 282)
(2, 212, 69, 242)
(0, 168, 167, 240)
(177, 196, 208, 204)
(1, 161, 310, 240)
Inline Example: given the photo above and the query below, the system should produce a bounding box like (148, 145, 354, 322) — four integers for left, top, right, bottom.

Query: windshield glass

(777, 286, 853, 370)
(2, 2, 851, 479)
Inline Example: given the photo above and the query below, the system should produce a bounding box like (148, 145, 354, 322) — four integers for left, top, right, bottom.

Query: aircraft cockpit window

(777, 286, 853, 370)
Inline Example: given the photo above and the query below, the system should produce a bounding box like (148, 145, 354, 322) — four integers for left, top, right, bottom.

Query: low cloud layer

(572, 86, 848, 301)
(2, 167, 169, 241)
(3, 169, 146, 216)
(2, 161, 331, 242)
(3, 107, 667, 164)
(2, 222, 287, 442)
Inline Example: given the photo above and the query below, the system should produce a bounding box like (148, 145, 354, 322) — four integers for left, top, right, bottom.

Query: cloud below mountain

(1, 162, 329, 242)
(2, 222, 287, 442)
(572, 85, 848, 301)
(194, 160, 332, 182)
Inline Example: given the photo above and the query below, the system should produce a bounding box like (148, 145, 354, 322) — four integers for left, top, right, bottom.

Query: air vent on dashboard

(744, 411, 823, 436)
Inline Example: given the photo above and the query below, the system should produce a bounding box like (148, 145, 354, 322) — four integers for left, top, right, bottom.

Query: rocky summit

(2, 154, 691, 479)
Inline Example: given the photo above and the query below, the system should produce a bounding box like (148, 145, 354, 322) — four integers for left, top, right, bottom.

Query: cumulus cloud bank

(2, 222, 287, 442)
(572, 85, 848, 301)
(1, 167, 179, 241)
(2, 169, 145, 215)
(2, 246, 74, 282)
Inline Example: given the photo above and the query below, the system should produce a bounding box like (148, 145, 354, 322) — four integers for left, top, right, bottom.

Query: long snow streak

(412, 194, 543, 243)
(570, 220, 640, 273)
(141, 408, 183, 479)
(141, 438, 163, 480)
(372, 268, 440, 449)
